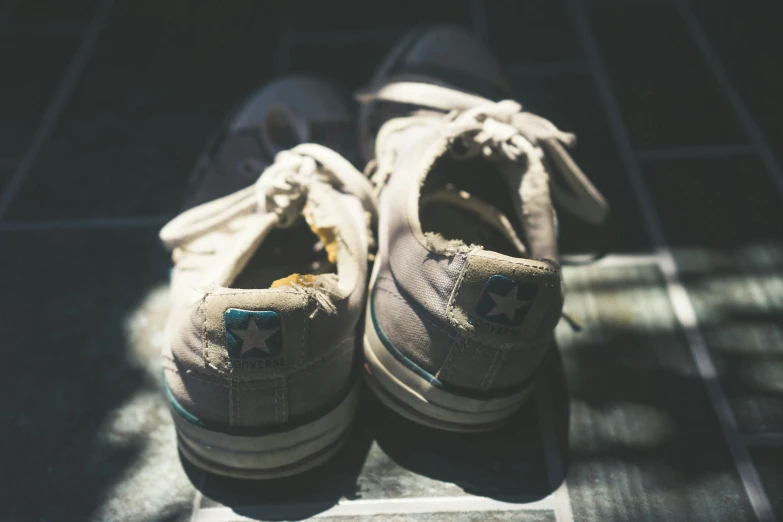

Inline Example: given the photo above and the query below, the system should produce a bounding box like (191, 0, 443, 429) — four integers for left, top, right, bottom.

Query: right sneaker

(358, 27, 608, 431)
(160, 77, 377, 478)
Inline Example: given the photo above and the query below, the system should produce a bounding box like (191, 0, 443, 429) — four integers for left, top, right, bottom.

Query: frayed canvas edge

(423, 231, 480, 255)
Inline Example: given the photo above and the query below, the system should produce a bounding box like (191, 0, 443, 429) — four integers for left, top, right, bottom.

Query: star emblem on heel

(475, 275, 538, 326)
(225, 309, 283, 358)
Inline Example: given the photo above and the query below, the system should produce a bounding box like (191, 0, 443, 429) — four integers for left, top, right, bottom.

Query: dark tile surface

(487, 0, 584, 66)
(750, 446, 783, 521)
(511, 73, 651, 254)
(0, 165, 12, 197)
(674, 244, 783, 433)
(643, 156, 783, 248)
(12, 0, 99, 24)
(293, 0, 473, 32)
(4, 1, 282, 221)
(0, 27, 83, 159)
(558, 264, 755, 521)
(288, 39, 392, 91)
(3, 1, 782, 521)
(687, 0, 783, 166)
(0, 229, 191, 521)
(588, 1, 747, 149)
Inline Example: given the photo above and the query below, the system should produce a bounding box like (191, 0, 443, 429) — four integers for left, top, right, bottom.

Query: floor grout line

(470, 0, 489, 42)
(274, 0, 297, 75)
(656, 254, 776, 522)
(569, 1, 776, 521)
(742, 433, 783, 448)
(635, 144, 756, 161)
(536, 378, 575, 522)
(675, 0, 783, 199)
(0, 216, 170, 232)
(0, 0, 114, 222)
(193, 495, 556, 521)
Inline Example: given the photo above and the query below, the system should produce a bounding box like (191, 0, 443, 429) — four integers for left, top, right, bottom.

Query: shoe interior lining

(419, 154, 526, 258)
(230, 217, 335, 290)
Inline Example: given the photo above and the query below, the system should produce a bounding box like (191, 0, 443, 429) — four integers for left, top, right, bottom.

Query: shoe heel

(363, 314, 534, 432)
(171, 383, 358, 479)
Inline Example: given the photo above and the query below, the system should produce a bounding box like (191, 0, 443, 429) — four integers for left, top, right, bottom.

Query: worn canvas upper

(360, 27, 608, 395)
(161, 141, 377, 428)
(368, 119, 565, 392)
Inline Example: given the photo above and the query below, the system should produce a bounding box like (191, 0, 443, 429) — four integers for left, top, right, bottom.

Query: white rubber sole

(363, 295, 535, 433)
(172, 383, 358, 479)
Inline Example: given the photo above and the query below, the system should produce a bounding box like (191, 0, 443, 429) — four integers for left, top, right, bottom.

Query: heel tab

(202, 287, 310, 376)
(447, 249, 563, 344)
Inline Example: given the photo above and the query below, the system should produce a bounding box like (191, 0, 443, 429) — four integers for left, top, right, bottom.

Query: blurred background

(1, 1, 781, 521)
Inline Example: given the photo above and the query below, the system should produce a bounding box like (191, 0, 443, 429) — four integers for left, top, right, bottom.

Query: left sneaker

(159, 78, 378, 478)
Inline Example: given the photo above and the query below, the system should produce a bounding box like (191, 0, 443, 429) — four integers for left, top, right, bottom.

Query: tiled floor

(0, 1, 781, 521)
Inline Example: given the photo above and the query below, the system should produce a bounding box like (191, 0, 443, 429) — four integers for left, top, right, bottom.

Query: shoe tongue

(259, 105, 310, 157)
(386, 63, 512, 101)
(501, 160, 560, 261)
(183, 130, 271, 210)
(359, 62, 514, 156)
(359, 99, 441, 162)
(359, 74, 466, 162)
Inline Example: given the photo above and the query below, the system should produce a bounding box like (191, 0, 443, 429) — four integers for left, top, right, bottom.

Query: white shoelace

(160, 143, 377, 250)
(356, 80, 609, 225)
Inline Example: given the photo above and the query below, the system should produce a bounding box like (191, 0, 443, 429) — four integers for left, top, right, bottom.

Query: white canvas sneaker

(160, 77, 378, 478)
(358, 26, 608, 431)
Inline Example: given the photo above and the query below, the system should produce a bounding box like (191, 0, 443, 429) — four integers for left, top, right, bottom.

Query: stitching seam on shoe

(298, 297, 308, 365)
(447, 254, 472, 331)
(435, 328, 461, 380)
(279, 376, 288, 423)
(477, 255, 559, 273)
(228, 378, 235, 426)
(163, 361, 233, 380)
(375, 280, 514, 355)
(288, 340, 354, 381)
(274, 378, 279, 423)
(165, 368, 230, 388)
(489, 349, 506, 389)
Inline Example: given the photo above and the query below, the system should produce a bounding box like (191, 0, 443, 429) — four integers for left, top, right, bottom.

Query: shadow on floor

(371, 346, 570, 502)
(184, 346, 570, 520)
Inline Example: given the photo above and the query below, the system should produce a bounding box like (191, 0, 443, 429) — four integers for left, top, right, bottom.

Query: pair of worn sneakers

(160, 26, 608, 479)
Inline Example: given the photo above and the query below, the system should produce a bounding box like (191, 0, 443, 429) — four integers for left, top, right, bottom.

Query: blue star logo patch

(225, 309, 283, 358)
(474, 275, 537, 326)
